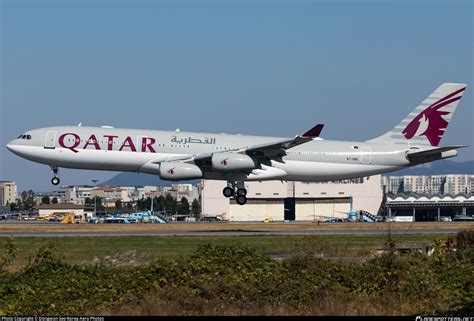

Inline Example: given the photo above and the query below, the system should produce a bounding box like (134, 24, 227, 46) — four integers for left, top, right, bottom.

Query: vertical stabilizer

(369, 83, 467, 146)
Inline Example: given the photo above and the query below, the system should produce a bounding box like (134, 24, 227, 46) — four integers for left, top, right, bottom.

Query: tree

(10, 202, 18, 212)
(165, 194, 177, 215)
(93, 196, 104, 209)
(41, 196, 50, 205)
(84, 197, 92, 206)
(136, 197, 149, 211)
(115, 200, 122, 210)
(157, 195, 166, 212)
(178, 197, 190, 215)
(51, 197, 58, 204)
(20, 190, 36, 211)
(191, 199, 201, 215)
(165, 194, 175, 214)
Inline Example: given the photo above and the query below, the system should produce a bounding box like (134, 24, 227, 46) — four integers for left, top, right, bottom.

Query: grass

(0, 233, 454, 270)
(0, 230, 472, 316)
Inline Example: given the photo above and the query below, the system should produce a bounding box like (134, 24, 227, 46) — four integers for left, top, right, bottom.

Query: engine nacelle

(159, 162, 203, 180)
(212, 153, 257, 171)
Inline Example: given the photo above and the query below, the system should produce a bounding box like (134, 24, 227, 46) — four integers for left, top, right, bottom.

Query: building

(444, 175, 471, 195)
(201, 176, 383, 221)
(386, 194, 474, 221)
(382, 176, 404, 194)
(430, 175, 446, 194)
(383, 175, 473, 196)
(172, 184, 193, 192)
(58, 185, 94, 204)
(402, 176, 431, 194)
(90, 187, 131, 206)
(0, 181, 17, 206)
(38, 203, 88, 219)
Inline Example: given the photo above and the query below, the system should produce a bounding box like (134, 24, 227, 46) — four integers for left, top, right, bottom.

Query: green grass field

(0, 231, 472, 315)
(0, 233, 453, 269)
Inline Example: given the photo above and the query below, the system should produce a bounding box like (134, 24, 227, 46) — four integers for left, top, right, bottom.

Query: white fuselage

(6, 126, 415, 182)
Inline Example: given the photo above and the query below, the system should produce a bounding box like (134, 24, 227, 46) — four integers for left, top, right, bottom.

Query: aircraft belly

(274, 160, 397, 181)
(12, 146, 155, 172)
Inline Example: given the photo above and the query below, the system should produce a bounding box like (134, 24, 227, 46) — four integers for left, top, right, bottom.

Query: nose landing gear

(222, 182, 248, 205)
(50, 166, 60, 186)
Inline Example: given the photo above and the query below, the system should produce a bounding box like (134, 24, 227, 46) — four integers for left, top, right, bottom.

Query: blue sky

(1, 0, 473, 192)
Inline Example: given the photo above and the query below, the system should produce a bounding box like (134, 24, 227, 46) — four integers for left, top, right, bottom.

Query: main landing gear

(50, 166, 60, 186)
(222, 182, 247, 205)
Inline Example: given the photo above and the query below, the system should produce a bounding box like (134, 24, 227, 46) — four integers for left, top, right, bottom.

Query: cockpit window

(17, 134, 32, 140)
(26, 135, 31, 140)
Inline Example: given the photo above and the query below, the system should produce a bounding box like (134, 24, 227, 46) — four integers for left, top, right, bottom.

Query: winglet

(302, 124, 324, 138)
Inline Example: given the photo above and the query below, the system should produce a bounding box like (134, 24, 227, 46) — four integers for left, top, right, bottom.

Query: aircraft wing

(245, 124, 324, 157)
(151, 123, 324, 165)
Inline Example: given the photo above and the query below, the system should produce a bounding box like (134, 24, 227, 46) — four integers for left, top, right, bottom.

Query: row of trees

(10, 190, 200, 216)
(9, 190, 36, 212)
(83, 195, 200, 215)
(135, 195, 201, 215)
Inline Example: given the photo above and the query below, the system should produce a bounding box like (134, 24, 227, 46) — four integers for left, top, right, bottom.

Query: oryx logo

(168, 168, 175, 176)
(220, 159, 229, 166)
(402, 87, 465, 146)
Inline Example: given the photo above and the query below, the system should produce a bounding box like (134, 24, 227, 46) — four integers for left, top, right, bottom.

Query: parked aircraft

(6, 83, 468, 205)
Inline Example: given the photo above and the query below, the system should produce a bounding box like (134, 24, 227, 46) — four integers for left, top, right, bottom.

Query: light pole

(150, 195, 154, 215)
(92, 179, 99, 216)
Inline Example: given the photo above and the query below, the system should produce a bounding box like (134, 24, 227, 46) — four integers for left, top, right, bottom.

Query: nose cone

(6, 140, 17, 153)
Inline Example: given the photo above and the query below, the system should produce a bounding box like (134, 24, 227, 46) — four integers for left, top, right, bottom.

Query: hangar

(386, 194, 474, 221)
(201, 175, 383, 221)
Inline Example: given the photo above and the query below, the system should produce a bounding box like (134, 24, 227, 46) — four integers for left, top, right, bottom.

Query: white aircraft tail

(369, 83, 467, 146)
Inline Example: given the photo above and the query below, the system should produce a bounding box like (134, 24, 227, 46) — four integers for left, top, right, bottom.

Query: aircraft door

(361, 147, 371, 164)
(44, 131, 57, 149)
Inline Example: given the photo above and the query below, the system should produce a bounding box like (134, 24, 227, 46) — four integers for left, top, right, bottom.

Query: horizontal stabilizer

(406, 145, 467, 163)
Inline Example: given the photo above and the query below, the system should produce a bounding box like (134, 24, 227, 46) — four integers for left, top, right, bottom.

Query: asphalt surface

(0, 228, 464, 237)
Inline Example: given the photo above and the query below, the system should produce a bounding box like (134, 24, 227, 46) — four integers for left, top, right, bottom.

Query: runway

(0, 221, 471, 237)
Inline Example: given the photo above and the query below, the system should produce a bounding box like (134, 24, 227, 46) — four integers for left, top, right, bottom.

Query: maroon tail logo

(402, 87, 465, 146)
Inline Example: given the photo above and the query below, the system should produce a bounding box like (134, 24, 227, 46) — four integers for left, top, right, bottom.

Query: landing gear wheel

(223, 186, 234, 198)
(236, 188, 247, 196)
(51, 177, 60, 186)
(235, 195, 247, 205)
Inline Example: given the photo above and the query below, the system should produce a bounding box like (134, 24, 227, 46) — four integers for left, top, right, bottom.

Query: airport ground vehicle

(263, 218, 273, 223)
(386, 216, 414, 222)
(104, 217, 130, 224)
(324, 217, 343, 223)
(452, 217, 474, 222)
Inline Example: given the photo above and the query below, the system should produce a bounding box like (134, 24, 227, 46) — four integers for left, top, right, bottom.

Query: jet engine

(159, 162, 203, 180)
(212, 153, 257, 171)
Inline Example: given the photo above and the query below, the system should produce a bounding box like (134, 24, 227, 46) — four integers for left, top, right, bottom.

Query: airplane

(6, 83, 468, 205)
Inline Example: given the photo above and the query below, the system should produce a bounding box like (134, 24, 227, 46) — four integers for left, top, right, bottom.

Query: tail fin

(369, 83, 467, 146)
